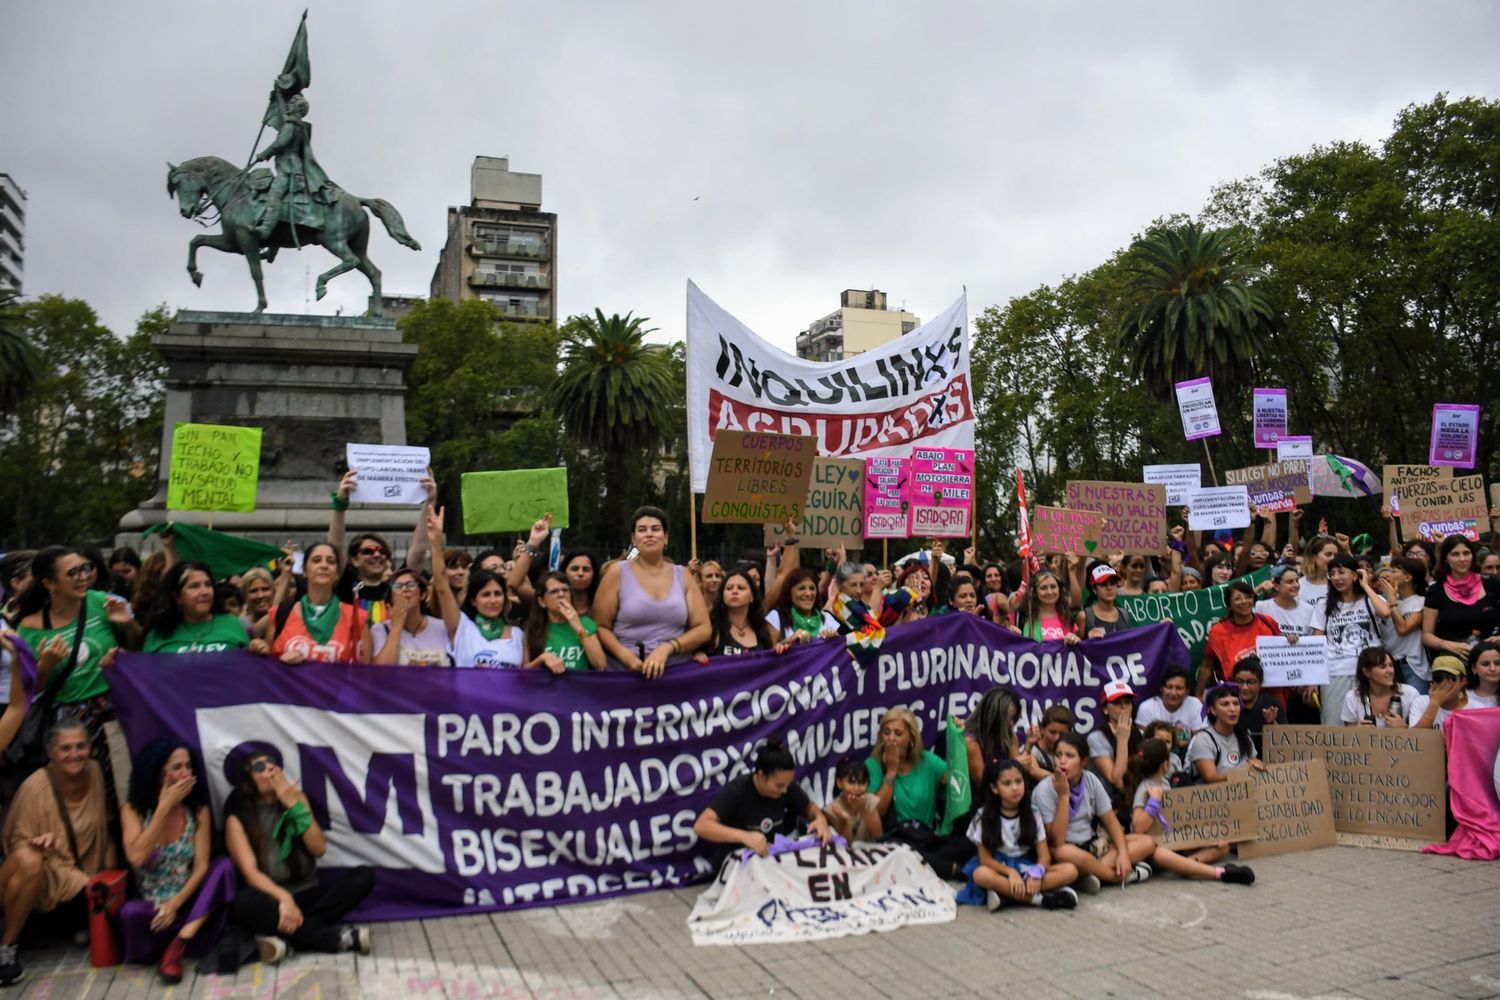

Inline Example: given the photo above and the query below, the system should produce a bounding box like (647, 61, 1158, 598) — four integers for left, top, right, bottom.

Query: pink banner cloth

(1422, 707, 1500, 861)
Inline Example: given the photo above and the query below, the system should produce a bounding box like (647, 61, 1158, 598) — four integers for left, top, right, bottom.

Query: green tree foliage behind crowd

(974, 94, 1500, 553)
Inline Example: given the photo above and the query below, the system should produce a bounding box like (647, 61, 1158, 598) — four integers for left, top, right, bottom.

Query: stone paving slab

(7, 847, 1498, 999)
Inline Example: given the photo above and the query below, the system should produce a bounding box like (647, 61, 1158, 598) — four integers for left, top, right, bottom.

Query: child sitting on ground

(823, 757, 883, 843)
(1122, 738, 1255, 885)
(1141, 720, 1189, 785)
(960, 759, 1079, 910)
(1019, 704, 1074, 780)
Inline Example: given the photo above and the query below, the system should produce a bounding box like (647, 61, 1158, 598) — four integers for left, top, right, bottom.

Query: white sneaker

(255, 935, 288, 965)
(985, 889, 1003, 912)
(1127, 862, 1152, 885)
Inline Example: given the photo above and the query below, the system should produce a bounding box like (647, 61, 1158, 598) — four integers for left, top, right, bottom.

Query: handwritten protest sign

(1254, 635, 1329, 686)
(1029, 506, 1103, 557)
(167, 423, 262, 513)
(1174, 377, 1221, 440)
(1153, 774, 1260, 851)
(1252, 388, 1288, 448)
(1187, 485, 1251, 530)
(1276, 436, 1313, 461)
(1429, 403, 1480, 469)
(1117, 567, 1271, 664)
(1064, 481, 1167, 555)
(1384, 464, 1451, 515)
(1396, 474, 1487, 533)
(864, 457, 909, 539)
(703, 433, 816, 525)
(1224, 461, 1311, 514)
(461, 468, 569, 534)
(765, 458, 865, 549)
(346, 443, 431, 505)
(1142, 463, 1201, 506)
(906, 447, 973, 538)
(1237, 759, 1337, 859)
(1263, 726, 1446, 844)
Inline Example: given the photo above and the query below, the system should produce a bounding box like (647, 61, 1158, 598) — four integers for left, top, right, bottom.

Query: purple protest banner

(108, 617, 1184, 921)
(1429, 403, 1480, 469)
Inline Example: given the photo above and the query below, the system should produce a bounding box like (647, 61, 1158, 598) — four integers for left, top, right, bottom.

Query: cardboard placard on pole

(702, 433, 817, 525)
(1063, 481, 1168, 555)
(1223, 461, 1312, 514)
(764, 458, 865, 549)
(1029, 506, 1103, 557)
(1174, 376, 1221, 440)
(1384, 463, 1452, 516)
(907, 447, 974, 539)
(1152, 774, 1260, 851)
(1252, 387, 1288, 448)
(1262, 725, 1447, 844)
(1237, 758, 1338, 859)
(1396, 474, 1487, 533)
(1429, 403, 1480, 469)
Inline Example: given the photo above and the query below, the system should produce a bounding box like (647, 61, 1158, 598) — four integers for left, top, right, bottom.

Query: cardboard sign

(764, 458, 865, 549)
(906, 447, 974, 539)
(1174, 376, 1221, 440)
(1252, 388, 1288, 448)
(1237, 759, 1338, 859)
(1142, 463, 1201, 507)
(1276, 436, 1314, 461)
(166, 422, 262, 513)
(1029, 506, 1103, 557)
(1152, 774, 1260, 851)
(1063, 481, 1168, 555)
(1262, 726, 1447, 843)
(1254, 635, 1330, 686)
(1429, 403, 1480, 469)
(1223, 461, 1311, 514)
(864, 457, 910, 539)
(461, 468, 570, 534)
(345, 443, 431, 505)
(1397, 474, 1487, 532)
(702, 433, 816, 525)
(1186, 485, 1251, 530)
(1384, 463, 1452, 515)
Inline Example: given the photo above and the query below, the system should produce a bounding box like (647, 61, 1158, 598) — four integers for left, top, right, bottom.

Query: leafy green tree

(0, 291, 39, 415)
(0, 297, 166, 546)
(553, 311, 676, 536)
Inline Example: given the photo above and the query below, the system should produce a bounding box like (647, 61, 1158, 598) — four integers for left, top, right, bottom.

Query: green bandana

(300, 595, 340, 646)
(790, 607, 823, 635)
(273, 799, 312, 862)
(473, 614, 507, 641)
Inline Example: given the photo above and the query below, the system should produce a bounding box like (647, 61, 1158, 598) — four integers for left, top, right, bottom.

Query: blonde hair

(877, 707, 923, 768)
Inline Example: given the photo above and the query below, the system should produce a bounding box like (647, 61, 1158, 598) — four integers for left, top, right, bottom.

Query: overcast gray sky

(4, 1, 1498, 349)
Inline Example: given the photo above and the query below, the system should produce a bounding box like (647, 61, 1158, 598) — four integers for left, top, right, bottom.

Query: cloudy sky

(4, 1, 1498, 350)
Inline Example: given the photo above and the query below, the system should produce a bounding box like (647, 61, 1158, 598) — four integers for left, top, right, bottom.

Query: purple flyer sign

(1429, 404, 1480, 469)
(1174, 377, 1221, 441)
(1252, 388, 1288, 448)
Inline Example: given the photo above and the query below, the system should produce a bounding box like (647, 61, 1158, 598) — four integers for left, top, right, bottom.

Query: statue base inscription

(116, 311, 421, 550)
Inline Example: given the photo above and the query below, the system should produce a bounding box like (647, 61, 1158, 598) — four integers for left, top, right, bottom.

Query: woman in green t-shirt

(143, 561, 250, 654)
(523, 572, 605, 674)
(865, 706, 975, 878)
(12, 546, 140, 804)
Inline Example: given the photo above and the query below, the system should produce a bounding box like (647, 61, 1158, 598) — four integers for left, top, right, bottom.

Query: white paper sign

(1276, 436, 1314, 461)
(1252, 388, 1288, 448)
(1255, 635, 1330, 686)
(1143, 464, 1203, 506)
(1175, 377, 1221, 441)
(1187, 485, 1251, 530)
(345, 443, 432, 505)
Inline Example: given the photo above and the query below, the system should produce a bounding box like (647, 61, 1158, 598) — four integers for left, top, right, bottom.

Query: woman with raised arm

(1321, 554, 1391, 726)
(251, 542, 372, 664)
(592, 506, 710, 677)
(424, 507, 524, 668)
(506, 514, 600, 618)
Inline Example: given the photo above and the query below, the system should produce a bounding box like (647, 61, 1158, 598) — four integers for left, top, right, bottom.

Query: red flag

(1015, 469, 1036, 585)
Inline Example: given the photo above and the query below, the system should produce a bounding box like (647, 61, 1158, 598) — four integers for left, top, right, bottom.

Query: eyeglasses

(250, 759, 271, 774)
(357, 547, 389, 559)
(63, 565, 96, 579)
(391, 580, 421, 592)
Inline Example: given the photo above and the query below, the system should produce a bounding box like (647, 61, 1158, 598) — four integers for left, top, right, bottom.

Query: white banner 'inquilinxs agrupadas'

(687, 841, 956, 945)
(686, 282, 974, 493)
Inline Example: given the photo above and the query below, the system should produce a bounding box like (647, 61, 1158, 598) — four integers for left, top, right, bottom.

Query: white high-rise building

(0, 174, 24, 293)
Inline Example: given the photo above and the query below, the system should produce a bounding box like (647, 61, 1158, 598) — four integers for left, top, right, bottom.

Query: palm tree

(1116, 222, 1278, 402)
(553, 310, 676, 536)
(0, 291, 39, 414)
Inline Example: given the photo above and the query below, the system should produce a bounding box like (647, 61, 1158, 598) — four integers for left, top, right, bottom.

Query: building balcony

(468, 270, 551, 290)
(493, 302, 551, 322)
(469, 238, 549, 260)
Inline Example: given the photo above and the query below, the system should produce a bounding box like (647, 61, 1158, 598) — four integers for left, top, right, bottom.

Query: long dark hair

(1121, 737, 1172, 823)
(524, 571, 569, 660)
(977, 758, 1037, 855)
(754, 737, 795, 776)
(1203, 682, 1253, 763)
(558, 548, 600, 605)
(708, 567, 776, 651)
(1433, 534, 1476, 585)
(1020, 569, 1068, 631)
(13, 546, 77, 620)
(145, 560, 224, 638)
(1353, 646, 1396, 700)
(773, 567, 821, 634)
(1324, 554, 1365, 626)
(127, 738, 209, 817)
(462, 569, 510, 623)
(1389, 555, 1428, 596)
(228, 749, 314, 885)
(964, 686, 1021, 764)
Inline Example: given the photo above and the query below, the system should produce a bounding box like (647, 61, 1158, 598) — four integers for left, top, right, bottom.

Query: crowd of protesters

(0, 469, 1496, 980)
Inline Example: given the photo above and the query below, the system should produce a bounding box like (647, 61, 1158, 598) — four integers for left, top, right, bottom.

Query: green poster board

(461, 468, 570, 534)
(166, 423, 262, 513)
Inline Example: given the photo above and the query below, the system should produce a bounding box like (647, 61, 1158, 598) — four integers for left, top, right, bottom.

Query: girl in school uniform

(961, 759, 1079, 910)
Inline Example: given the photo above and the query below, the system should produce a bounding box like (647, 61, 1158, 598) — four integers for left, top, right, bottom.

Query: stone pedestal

(116, 311, 421, 550)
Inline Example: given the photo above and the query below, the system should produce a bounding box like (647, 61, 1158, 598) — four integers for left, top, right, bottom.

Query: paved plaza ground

(8, 846, 1498, 999)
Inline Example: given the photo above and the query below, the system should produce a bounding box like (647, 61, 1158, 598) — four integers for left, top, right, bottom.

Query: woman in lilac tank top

(593, 507, 711, 676)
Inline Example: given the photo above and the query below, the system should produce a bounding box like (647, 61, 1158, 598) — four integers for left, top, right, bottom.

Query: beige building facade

(795, 289, 918, 362)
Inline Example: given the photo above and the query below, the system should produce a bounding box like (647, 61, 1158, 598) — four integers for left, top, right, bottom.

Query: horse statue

(166, 155, 421, 316)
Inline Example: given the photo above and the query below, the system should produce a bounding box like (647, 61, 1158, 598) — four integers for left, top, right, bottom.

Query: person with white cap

(1087, 680, 1142, 789)
(1077, 564, 1135, 638)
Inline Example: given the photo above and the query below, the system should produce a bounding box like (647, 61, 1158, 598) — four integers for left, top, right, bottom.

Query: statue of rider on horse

(166, 13, 419, 317)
